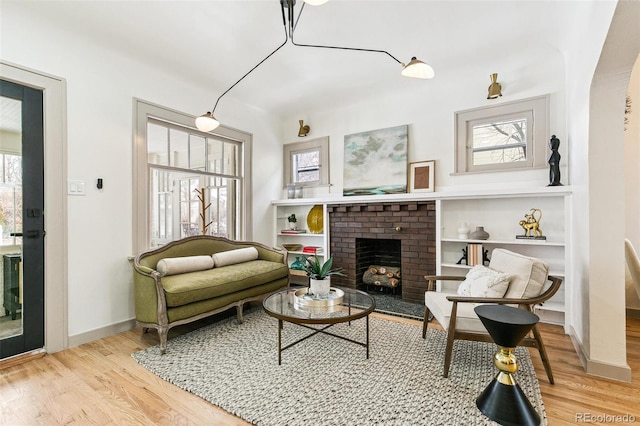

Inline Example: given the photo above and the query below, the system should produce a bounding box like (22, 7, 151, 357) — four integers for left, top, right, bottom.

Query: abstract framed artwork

(343, 124, 408, 196)
(408, 160, 435, 193)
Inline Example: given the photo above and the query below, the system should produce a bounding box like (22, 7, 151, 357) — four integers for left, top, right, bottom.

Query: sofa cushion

(162, 259, 288, 307)
(156, 255, 214, 276)
(425, 292, 489, 333)
(457, 265, 511, 298)
(212, 247, 259, 267)
(489, 249, 549, 299)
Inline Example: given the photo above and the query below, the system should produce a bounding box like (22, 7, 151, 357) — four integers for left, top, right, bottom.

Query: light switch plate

(67, 180, 86, 195)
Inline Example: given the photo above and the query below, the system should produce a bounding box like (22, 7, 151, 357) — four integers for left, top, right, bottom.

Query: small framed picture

(408, 160, 435, 192)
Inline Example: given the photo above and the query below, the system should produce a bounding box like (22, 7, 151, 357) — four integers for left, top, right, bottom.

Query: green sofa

(132, 235, 289, 353)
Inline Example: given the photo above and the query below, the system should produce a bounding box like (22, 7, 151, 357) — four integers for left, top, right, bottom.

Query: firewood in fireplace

(363, 265, 401, 288)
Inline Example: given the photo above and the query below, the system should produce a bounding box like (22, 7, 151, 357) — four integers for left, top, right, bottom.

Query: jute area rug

(132, 309, 546, 426)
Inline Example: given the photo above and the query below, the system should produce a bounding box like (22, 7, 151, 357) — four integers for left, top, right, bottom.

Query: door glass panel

(0, 95, 23, 339)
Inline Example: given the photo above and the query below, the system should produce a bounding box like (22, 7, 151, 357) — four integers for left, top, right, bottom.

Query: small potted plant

(303, 255, 345, 297)
(287, 213, 297, 230)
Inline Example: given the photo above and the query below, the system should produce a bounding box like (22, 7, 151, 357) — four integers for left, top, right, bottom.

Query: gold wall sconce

(487, 73, 502, 99)
(298, 120, 310, 137)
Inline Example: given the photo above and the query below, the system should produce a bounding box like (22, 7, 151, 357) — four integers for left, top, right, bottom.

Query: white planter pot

(309, 277, 331, 297)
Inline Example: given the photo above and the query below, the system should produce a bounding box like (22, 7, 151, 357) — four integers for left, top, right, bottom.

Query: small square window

(283, 136, 329, 187)
(455, 95, 548, 173)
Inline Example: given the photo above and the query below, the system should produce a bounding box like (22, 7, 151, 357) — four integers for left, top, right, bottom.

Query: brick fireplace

(328, 201, 436, 304)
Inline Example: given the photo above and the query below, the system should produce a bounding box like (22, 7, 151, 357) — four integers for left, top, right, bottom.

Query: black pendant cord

(290, 1, 403, 66)
(209, 4, 289, 116)
(208, 0, 407, 117)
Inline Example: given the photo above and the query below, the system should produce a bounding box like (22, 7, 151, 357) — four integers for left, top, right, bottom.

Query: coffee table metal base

(276, 316, 370, 365)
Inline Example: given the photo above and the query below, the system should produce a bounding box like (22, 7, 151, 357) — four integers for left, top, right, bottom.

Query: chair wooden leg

(442, 302, 459, 378)
(531, 325, 554, 384)
(443, 328, 456, 378)
(422, 306, 431, 338)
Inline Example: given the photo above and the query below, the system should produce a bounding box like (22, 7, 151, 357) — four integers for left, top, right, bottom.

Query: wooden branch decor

(194, 187, 214, 235)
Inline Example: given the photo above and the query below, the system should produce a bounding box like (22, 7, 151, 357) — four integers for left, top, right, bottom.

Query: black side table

(474, 304, 541, 426)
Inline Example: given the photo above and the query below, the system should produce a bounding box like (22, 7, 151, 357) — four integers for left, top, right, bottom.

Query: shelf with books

(272, 201, 329, 281)
(436, 192, 570, 328)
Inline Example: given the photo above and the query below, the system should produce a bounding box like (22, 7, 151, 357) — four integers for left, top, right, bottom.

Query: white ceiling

(7, 0, 596, 118)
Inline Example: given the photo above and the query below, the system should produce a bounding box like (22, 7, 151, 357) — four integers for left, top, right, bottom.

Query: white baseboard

(569, 325, 632, 383)
(67, 318, 137, 348)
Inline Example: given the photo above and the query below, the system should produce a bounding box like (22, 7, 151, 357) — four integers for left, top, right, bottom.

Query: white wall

(281, 46, 567, 198)
(1, 3, 281, 340)
(566, 0, 636, 381)
(625, 55, 640, 310)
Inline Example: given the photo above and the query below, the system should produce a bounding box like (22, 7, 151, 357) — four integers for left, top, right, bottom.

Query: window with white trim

(283, 136, 329, 187)
(455, 95, 549, 174)
(133, 100, 251, 252)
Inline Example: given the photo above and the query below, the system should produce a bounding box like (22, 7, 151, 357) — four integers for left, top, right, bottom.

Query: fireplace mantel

(272, 185, 572, 207)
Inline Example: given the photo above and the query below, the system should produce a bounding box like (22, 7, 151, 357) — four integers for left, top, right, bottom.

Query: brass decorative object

(517, 208, 546, 240)
(487, 73, 502, 99)
(194, 187, 213, 235)
(306, 204, 323, 233)
(298, 119, 310, 137)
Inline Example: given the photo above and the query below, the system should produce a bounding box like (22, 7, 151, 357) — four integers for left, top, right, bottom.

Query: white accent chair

(423, 248, 563, 384)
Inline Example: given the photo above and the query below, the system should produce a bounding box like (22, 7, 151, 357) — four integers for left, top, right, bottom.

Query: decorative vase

(287, 184, 296, 199)
(309, 277, 331, 297)
(291, 256, 305, 270)
(469, 226, 490, 240)
(288, 221, 297, 230)
(457, 222, 470, 239)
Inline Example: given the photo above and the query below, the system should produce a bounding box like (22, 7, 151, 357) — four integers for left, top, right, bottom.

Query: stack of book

(467, 243, 483, 266)
(280, 229, 307, 234)
(302, 246, 323, 254)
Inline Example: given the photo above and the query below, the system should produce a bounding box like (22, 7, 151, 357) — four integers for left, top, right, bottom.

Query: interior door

(0, 79, 45, 359)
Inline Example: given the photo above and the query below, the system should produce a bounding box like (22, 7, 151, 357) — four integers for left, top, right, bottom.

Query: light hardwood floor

(1, 311, 639, 425)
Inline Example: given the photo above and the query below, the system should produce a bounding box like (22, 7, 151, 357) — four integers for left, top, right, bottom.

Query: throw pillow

(156, 255, 214, 276)
(489, 249, 549, 299)
(457, 265, 511, 298)
(212, 247, 259, 267)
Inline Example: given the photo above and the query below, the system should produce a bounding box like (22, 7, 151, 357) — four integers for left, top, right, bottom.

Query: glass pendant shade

(304, 0, 329, 5)
(195, 112, 220, 132)
(401, 57, 435, 79)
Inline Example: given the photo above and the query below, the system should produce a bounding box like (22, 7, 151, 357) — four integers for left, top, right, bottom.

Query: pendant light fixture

(196, 0, 434, 132)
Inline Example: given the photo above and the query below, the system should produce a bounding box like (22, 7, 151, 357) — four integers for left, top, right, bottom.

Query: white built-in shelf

(281, 250, 325, 256)
(441, 262, 474, 270)
(535, 301, 565, 312)
(278, 232, 325, 238)
(441, 262, 564, 277)
(441, 238, 565, 247)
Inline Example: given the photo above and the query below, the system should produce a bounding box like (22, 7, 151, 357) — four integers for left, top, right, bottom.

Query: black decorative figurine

(548, 135, 563, 186)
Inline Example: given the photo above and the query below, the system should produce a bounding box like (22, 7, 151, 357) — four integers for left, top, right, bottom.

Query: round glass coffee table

(263, 287, 376, 365)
